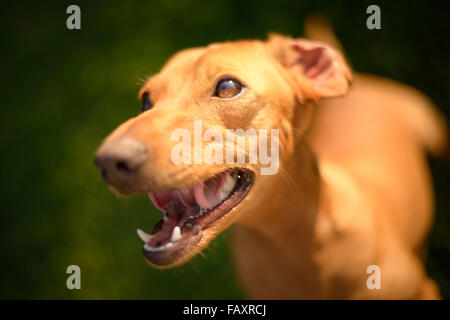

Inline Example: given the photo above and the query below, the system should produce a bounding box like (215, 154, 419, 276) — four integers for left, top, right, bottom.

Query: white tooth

(220, 190, 228, 202)
(220, 173, 237, 201)
(144, 242, 173, 252)
(224, 173, 237, 192)
(137, 229, 153, 243)
(171, 226, 182, 242)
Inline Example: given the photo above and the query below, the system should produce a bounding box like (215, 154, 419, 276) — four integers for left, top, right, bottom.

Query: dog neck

(233, 138, 329, 298)
(236, 138, 324, 242)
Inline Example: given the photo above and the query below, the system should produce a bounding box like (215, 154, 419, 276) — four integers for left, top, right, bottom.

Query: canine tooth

(144, 242, 174, 252)
(137, 229, 153, 243)
(219, 190, 228, 202)
(220, 173, 237, 201)
(171, 226, 182, 242)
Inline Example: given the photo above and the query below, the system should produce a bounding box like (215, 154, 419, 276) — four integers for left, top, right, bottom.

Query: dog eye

(214, 78, 243, 99)
(141, 92, 152, 112)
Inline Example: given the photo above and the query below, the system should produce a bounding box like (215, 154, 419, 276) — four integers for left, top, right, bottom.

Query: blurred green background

(1, 0, 449, 299)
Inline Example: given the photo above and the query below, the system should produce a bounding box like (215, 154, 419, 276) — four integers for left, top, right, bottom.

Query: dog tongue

(150, 188, 196, 209)
(149, 172, 235, 212)
(175, 189, 196, 207)
(193, 175, 225, 209)
(148, 191, 172, 211)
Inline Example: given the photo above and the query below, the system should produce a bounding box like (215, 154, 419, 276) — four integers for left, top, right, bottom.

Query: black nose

(94, 137, 148, 187)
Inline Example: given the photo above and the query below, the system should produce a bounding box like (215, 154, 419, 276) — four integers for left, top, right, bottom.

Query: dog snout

(94, 137, 148, 188)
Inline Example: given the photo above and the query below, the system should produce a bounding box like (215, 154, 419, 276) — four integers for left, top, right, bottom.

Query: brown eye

(214, 78, 244, 98)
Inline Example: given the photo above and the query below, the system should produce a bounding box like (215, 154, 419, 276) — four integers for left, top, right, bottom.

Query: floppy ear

(267, 34, 352, 101)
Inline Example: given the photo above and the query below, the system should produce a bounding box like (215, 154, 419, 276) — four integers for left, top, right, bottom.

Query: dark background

(1, 0, 449, 299)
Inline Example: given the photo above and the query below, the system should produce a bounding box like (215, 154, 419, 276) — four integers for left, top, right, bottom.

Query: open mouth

(137, 168, 254, 266)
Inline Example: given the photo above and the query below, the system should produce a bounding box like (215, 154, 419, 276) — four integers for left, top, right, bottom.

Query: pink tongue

(193, 174, 226, 209)
(175, 189, 196, 207)
(148, 191, 173, 211)
(149, 173, 228, 211)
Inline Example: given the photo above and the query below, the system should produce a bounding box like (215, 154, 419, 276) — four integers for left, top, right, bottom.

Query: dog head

(94, 34, 351, 267)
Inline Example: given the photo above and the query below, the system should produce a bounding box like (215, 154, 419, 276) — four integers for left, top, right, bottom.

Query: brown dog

(95, 19, 447, 299)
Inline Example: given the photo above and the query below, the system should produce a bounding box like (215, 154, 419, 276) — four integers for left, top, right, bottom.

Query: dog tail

(304, 14, 448, 157)
(398, 91, 448, 157)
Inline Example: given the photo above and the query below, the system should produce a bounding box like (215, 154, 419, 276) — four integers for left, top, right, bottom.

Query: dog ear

(267, 34, 352, 101)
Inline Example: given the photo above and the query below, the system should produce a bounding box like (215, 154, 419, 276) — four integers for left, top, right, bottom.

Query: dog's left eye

(141, 92, 152, 112)
(214, 78, 244, 99)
